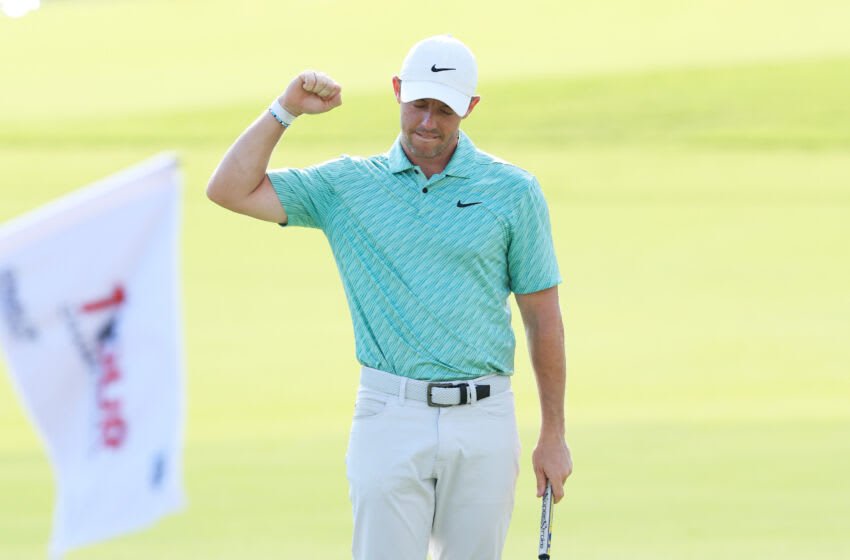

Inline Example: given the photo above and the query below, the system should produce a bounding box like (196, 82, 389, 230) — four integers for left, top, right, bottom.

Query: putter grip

(538, 481, 553, 559)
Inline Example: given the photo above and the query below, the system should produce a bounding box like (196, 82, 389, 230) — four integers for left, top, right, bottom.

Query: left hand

(532, 431, 573, 503)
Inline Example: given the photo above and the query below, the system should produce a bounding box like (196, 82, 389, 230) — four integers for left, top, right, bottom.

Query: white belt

(359, 366, 511, 407)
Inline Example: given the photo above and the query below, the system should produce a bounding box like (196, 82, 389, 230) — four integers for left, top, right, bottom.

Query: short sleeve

(507, 179, 562, 294)
(267, 161, 339, 230)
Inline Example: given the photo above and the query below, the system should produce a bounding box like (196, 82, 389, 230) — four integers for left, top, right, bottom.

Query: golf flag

(0, 154, 185, 557)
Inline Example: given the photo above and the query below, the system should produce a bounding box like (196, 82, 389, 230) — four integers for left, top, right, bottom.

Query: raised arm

(515, 285, 573, 503)
(206, 71, 342, 222)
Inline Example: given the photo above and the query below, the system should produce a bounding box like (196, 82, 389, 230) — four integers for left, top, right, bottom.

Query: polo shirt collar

(387, 130, 476, 179)
(387, 136, 415, 174)
(442, 131, 475, 179)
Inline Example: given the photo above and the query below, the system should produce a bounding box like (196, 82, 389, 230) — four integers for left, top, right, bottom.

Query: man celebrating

(207, 35, 572, 559)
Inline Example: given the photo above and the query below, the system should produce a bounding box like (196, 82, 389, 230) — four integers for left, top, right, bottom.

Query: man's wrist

(539, 422, 566, 440)
(269, 99, 298, 127)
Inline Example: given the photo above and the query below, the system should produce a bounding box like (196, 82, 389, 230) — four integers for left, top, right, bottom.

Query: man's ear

(392, 76, 402, 103)
(461, 96, 481, 119)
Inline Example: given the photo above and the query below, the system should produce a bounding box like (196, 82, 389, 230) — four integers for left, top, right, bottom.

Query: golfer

(207, 35, 572, 559)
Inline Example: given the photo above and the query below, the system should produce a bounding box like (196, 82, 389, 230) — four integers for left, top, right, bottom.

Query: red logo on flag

(63, 284, 130, 450)
(81, 285, 128, 449)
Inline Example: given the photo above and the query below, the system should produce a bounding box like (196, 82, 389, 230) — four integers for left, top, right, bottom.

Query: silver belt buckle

(426, 382, 464, 407)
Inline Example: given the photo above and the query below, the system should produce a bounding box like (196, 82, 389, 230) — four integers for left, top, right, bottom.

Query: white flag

(0, 154, 185, 558)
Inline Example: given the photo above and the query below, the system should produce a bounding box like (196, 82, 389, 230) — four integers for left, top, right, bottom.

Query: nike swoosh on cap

(431, 64, 456, 72)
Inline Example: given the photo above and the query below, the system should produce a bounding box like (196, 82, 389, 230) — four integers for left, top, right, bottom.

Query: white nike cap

(398, 35, 478, 117)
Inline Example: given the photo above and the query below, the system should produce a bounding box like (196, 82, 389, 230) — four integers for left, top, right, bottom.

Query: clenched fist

(279, 70, 342, 117)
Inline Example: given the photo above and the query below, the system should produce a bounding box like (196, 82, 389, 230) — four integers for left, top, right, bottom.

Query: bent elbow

(206, 178, 229, 207)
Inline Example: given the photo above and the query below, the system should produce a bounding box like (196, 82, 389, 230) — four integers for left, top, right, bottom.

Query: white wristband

(269, 99, 298, 128)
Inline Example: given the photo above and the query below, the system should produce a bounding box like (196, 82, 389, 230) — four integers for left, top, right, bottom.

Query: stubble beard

(403, 129, 456, 160)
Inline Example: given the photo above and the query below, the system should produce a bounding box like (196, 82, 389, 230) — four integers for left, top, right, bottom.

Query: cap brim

(400, 81, 471, 117)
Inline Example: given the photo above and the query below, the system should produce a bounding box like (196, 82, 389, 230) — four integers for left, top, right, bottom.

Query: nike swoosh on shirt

(457, 200, 482, 208)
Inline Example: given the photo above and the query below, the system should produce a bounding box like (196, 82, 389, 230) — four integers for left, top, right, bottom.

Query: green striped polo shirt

(268, 130, 561, 381)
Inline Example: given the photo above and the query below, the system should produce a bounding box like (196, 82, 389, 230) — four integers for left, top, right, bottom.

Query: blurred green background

(2, 0, 849, 558)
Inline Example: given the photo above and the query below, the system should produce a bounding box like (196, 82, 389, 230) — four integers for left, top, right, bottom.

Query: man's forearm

(207, 71, 342, 211)
(206, 110, 285, 205)
(527, 317, 566, 436)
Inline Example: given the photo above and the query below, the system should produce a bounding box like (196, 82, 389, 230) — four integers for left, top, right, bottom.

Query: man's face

(400, 98, 462, 160)
(392, 77, 478, 161)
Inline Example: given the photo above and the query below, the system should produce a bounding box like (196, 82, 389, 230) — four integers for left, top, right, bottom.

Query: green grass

(1, 0, 850, 558)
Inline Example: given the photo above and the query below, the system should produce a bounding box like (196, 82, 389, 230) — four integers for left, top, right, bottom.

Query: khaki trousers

(345, 370, 521, 559)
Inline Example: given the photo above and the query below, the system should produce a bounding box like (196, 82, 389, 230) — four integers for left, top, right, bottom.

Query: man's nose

(421, 109, 435, 128)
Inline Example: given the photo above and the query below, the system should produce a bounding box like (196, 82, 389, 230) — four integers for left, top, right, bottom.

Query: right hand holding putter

(279, 70, 342, 117)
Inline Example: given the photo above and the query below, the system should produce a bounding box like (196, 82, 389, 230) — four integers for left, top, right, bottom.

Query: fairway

(1, 1, 849, 558)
